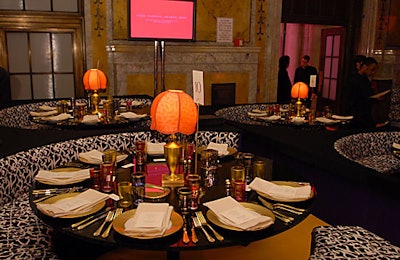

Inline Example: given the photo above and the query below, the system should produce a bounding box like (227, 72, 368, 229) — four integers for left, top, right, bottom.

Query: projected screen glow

(129, 0, 195, 41)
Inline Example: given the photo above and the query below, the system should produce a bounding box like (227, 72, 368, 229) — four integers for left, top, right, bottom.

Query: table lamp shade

(83, 69, 107, 91)
(291, 82, 309, 99)
(150, 90, 198, 135)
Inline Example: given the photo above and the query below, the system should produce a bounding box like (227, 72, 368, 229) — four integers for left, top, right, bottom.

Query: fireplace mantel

(106, 43, 260, 103)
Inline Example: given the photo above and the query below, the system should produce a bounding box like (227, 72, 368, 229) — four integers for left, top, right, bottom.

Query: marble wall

(84, 0, 279, 105)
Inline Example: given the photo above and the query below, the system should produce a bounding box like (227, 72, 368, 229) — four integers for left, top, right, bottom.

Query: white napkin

(204, 196, 274, 231)
(291, 117, 305, 125)
(39, 105, 57, 111)
(36, 189, 109, 217)
(260, 115, 281, 122)
(146, 142, 166, 155)
(82, 115, 99, 124)
(45, 113, 72, 122)
(35, 169, 90, 185)
(393, 142, 400, 150)
(119, 112, 147, 120)
(120, 101, 143, 107)
(249, 177, 312, 201)
(247, 111, 268, 117)
(207, 142, 229, 156)
(315, 117, 338, 124)
(332, 115, 353, 120)
(79, 150, 104, 164)
(30, 110, 58, 117)
(124, 203, 173, 237)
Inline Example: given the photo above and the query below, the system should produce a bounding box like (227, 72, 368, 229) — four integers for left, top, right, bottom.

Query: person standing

(0, 66, 11, 108)
(277, 55, 292, 104)
(345, 57, 383, 128)
(293, 55, 318, 99)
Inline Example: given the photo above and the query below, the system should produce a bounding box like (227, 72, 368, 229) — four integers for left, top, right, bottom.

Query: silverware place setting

(192, 215, 215, 243)
(195, 211, 224, 241)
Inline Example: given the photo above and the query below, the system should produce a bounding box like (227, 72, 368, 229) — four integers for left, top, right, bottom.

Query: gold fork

(93, 210, 114, 237)
(192, 216, 215, 243)
(195, 211, 224, 241)
(101, 208, 123, 238)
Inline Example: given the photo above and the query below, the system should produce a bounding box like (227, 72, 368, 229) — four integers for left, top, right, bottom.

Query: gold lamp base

(162, 135, 184, 187)
(91, 91, 100, 115)
(161, 173, 184, 187)
(295, 98, 302, 117)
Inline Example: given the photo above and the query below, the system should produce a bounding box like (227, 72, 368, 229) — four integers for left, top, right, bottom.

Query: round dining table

(29, 153, 315, 260)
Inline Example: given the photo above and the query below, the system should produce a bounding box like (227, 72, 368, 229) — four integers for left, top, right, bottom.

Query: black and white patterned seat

(334, 132, 400, 174)
(0, 130, 240, 259)
(310, 225, 400, 259)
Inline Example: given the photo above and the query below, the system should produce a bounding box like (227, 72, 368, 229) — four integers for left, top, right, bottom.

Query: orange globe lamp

(150, 90, 198, 186)
(83, 69, 107, 114)
(291, 82, 309, 117)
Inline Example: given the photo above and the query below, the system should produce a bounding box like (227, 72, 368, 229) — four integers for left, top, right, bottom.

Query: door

(319, 27, 345, 111)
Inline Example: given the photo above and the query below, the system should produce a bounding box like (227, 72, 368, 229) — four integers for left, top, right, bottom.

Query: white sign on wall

(217, 17, 233, 43)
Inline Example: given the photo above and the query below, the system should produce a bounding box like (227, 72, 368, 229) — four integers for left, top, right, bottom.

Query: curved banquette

(334, 131, 400, 174)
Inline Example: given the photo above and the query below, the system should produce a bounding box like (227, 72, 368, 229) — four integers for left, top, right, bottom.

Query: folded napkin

(36, 189, 109, 217)
(45, 113, 72, 122)
(79, 150, 104, 164)
(315, 117, 338, 124)
(35, 168, 90, 185)
(207, 142, 229, 156)
(120, 100, 143, 107)
(29, 110, 58, 117)
(260, 115, 281, 122)
(332, 115, 353, 120)
(204, 196, 274, 231)
(146, 142, 166, 155)
(247, 111, 268, 117)
(291, 117, 305, 125)
(249, 177, 312, 201)
(39, 105, 57, 111)
(82, 115, 99, 124)
(124, 203, 173, 237)
(119, 112, 147, 120)
(393, 142, 400, 150)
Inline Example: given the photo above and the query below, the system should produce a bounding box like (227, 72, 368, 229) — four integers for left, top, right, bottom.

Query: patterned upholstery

(0, 130, 240, 259)
(0, 97, 152, 129)
(334, 132, 400, 174)
(215, 104, 276, 126)
(310, 225, 400, 259)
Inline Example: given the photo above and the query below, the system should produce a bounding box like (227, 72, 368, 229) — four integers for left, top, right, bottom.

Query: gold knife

(71, 207, 112, 228)
(76, 212, 109, 230)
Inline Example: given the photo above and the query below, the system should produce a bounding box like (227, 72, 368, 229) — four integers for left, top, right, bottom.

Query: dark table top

(29, 154, 315, 259)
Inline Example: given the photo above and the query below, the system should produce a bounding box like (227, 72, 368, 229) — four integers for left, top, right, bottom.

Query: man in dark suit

(294, 55, 318, 100)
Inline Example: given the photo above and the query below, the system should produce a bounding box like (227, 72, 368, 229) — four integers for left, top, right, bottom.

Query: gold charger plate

(113, 209, 183, 239)
(206, 202, 275, 231)
(36, 167, 89, 185)
(78, 153, 128, 165)
(257, 181, 314, 202)
(144, 184, 171, 202)
(196, 146, 237, 157)
(37, 192, 106, 219)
